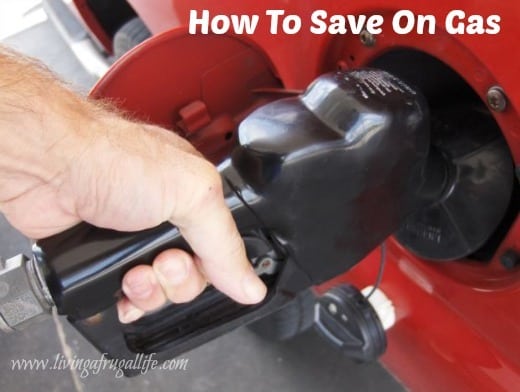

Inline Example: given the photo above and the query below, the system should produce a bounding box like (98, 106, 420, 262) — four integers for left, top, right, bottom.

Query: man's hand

(0, 47, 267, 324)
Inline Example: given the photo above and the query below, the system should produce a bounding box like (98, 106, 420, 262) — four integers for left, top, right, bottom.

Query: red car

(46, 1, 519, 391)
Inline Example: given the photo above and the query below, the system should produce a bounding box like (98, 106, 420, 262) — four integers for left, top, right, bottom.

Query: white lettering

(310, 10, 327, 34)
(393, 10, 415, 35)
(189, 9, 209, 34)
(445, 10, 465, 34)
(266, 9, 285, 34)
(486, 15, 501, 34)
(282, 15, 302, 34)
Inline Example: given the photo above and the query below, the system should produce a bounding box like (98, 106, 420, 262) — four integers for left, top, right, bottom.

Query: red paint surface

(91, 29, 282, 163)
(91, 1, 520, 391)
(71, 0, 113, 54)
(127, 0, 181, 33)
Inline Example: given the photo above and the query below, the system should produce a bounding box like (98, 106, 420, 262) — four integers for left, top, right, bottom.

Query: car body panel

(88, 1, 519, 391)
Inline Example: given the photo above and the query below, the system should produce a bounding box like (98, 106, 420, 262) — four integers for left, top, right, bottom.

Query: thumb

(171, 159, 267, 304)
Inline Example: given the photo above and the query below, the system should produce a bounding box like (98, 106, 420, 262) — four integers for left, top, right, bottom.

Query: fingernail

(242, 272, 267, 303)
(157, 257, 189, 286)
(123, 273, 155, 299)
(118, 306, 144, 324)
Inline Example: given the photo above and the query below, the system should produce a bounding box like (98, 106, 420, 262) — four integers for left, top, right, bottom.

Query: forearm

(0, 45, 204, 235)
(0, 46, 106, 202)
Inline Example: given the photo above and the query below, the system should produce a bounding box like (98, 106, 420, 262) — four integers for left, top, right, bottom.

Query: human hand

(0, 47, 267, 323)
(0, 106, 267, 324)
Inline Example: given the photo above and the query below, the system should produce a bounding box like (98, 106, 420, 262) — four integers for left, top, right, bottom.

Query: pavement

(0, 3, 404, 392)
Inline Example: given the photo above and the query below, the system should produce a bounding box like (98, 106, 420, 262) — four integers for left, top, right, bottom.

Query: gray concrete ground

(0, 6, 404, 392)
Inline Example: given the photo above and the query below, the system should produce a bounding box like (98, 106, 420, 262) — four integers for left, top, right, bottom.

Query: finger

(173, 164, 267, 304)
(117, 297, 144, 324)
(153, 249, 207, 303)
(121, 264, 167, 312)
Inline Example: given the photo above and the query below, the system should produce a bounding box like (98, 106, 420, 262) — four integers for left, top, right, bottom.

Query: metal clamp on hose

(0, 254, 54, 332)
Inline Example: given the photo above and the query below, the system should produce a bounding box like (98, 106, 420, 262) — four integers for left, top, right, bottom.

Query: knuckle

(167, 291, 195, 304)
(172, 159, 225, 225)
(185, 162, 224, 215)
(167, 280, 206, 304)
(122, 266, 149, 291)
(225, 229, 247, 261)
(197, 163, 224, 203)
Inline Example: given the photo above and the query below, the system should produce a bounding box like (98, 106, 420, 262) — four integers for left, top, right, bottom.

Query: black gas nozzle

(28, 69, 442, 373)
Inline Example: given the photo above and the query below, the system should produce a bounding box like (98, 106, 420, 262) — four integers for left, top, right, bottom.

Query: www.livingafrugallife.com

(10, 353, 189, 378)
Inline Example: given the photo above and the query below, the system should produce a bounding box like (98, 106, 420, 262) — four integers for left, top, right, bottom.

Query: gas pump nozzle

(0, 70, 445, 374)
